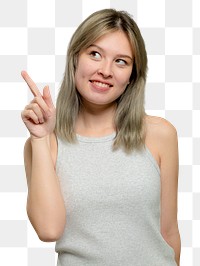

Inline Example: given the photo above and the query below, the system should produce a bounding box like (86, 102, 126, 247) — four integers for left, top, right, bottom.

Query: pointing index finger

(21, 70, 41, 97)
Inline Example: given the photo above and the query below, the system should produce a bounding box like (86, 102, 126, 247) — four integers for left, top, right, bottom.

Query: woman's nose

(97, 60, 113, 78)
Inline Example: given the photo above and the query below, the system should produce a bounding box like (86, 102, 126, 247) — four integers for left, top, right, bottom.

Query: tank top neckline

(76, 132, 116, 143)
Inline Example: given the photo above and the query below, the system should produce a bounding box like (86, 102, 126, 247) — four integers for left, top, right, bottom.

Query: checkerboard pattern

(0, 0, 199, 265)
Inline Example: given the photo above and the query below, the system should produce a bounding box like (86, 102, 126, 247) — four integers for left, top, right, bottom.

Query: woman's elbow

(27, 213, 66, 242)
(27, 207, 66, 242)
(38, 229, 64, 242)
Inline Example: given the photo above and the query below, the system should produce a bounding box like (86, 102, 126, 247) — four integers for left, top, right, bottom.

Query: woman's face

(75, 30, 133, 108)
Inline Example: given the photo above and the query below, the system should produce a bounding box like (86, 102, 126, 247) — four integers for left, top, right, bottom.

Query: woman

(21, 8, 181, 266)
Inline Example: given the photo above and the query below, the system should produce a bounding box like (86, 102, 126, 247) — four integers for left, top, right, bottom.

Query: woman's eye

(90, 51, 101, 59)
(116, 59, 127, 65)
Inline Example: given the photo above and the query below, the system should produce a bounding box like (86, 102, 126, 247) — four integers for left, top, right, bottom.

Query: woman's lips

(89, 80, 113, 92)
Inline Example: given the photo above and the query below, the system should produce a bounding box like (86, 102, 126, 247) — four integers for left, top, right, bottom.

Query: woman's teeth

(92, 81, 110, 88)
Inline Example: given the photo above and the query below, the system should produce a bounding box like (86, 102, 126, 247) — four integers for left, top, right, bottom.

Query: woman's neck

(75, 102, 117, 137)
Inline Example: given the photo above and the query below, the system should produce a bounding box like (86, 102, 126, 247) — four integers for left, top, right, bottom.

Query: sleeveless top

(55, 132, 177, 266)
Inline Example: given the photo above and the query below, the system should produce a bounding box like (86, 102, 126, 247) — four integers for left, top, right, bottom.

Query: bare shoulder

(145, 115, 178, 140)
(145, 115, 178, 167)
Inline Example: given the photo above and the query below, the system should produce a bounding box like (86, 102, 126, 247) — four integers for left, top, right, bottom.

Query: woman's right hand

(21, 71, 56, 139)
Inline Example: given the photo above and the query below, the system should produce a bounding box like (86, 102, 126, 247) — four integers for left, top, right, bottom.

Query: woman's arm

(145, 116, 181, 265)
(24, 134, 66, 242)
(158, 119, 181, 265)
(21, 71, 66, 242)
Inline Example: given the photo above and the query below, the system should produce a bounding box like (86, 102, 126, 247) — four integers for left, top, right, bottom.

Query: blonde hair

(55, 8, 148, 153)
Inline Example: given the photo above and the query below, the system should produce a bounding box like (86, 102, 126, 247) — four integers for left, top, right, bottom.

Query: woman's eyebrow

(88, 44, 133, 61)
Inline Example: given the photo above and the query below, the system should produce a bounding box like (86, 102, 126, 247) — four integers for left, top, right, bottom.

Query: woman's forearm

(27, 135, 66, 241)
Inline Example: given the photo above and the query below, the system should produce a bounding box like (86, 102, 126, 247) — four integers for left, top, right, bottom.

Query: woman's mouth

(89, 80, 113, 92)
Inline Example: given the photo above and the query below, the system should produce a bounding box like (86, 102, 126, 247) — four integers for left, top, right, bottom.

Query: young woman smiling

(21, 8, 181, 266)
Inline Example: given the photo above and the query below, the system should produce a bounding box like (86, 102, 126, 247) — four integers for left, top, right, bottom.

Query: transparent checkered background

(0, 0, 199, 265)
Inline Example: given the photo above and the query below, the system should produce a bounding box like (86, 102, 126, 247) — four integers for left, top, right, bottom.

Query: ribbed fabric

(55, 132, 177, 266)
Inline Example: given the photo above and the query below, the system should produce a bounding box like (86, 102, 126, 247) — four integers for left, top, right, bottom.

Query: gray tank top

(55, 132, 177, 266)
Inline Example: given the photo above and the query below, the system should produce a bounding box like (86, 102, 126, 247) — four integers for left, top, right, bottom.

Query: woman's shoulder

(144, 115, 178, 168)
(145, 115, 177, 138)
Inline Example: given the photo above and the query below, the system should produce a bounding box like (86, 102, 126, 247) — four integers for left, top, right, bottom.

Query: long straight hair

(55, 8, 148, 154)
